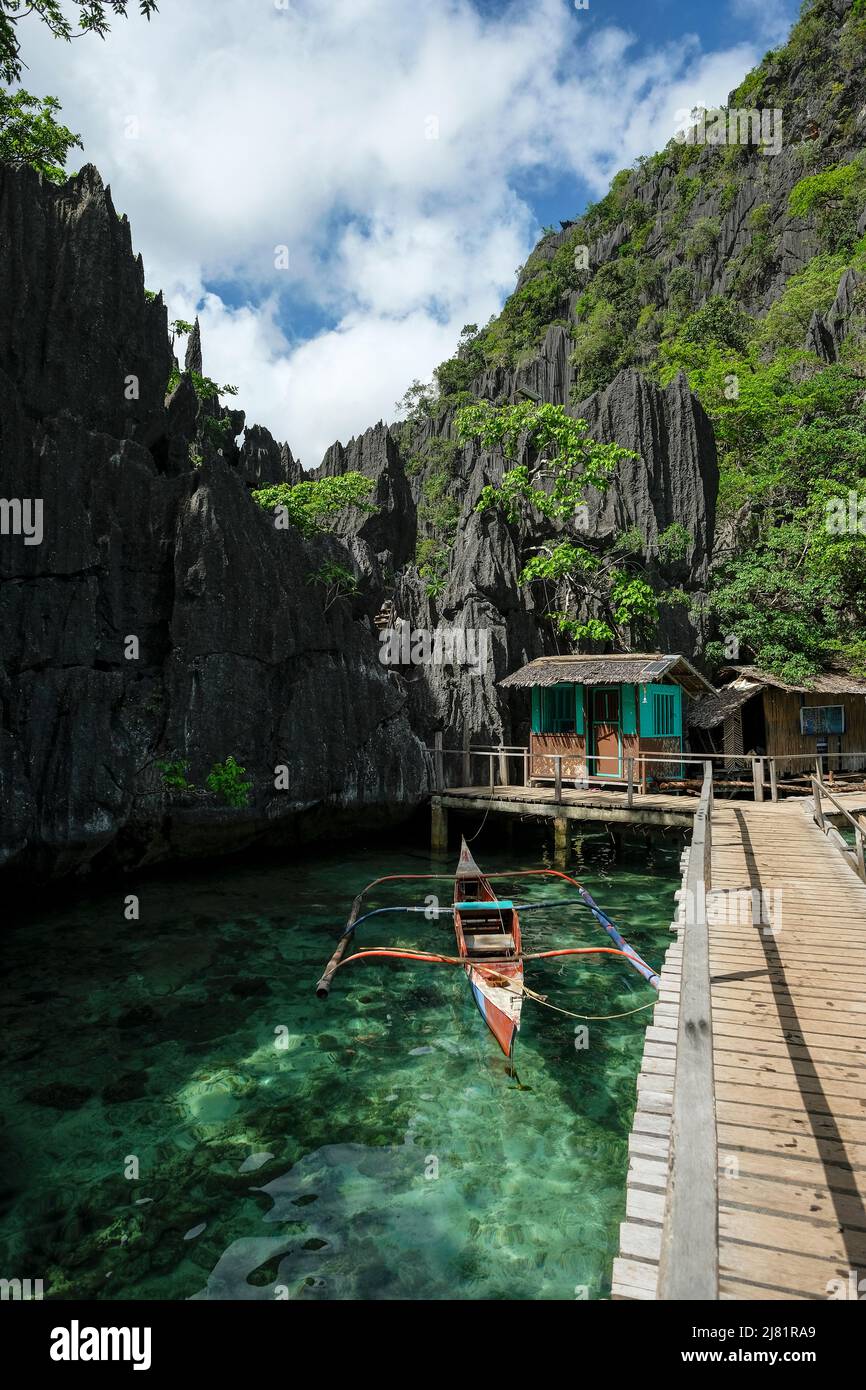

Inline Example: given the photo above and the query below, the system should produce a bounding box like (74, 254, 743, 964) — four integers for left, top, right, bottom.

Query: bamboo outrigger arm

(315, 873, 456, 999)
(316, 900, 458, 998)
(315, 892, 364, 999)
(315, 867, 660, 998)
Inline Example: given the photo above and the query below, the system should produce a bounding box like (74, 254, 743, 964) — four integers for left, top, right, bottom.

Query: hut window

(641, 684, 682, 738)
(542, 684, 577, 733)
(800, 705, 846, 736)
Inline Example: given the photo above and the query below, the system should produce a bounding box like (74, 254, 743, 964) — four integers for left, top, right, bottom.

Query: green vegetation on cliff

(251, 473, 375, 537)
(457, 402, 659, 646)
(411, 0, 866, 681)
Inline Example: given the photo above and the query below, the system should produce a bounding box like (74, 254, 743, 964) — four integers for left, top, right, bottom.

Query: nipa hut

(499, 652, 713, 788)
(687, 665, 866, 776)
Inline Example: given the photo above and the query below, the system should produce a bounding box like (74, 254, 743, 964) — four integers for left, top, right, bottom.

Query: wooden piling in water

(431, 797, 448, 855)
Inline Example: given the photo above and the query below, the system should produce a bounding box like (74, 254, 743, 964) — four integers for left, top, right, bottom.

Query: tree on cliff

(0, 2, 158, 182)
(0, 88, 80, 181)
(456, 401, 662, 650)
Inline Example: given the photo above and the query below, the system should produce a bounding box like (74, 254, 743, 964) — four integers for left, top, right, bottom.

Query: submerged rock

(24, 1082, 94, 1110)
(102, 1071, 149, 1104)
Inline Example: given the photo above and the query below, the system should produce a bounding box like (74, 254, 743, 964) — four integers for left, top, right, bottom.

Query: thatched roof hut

(500, 652, 714, 699)
(688, 666, 866, 731)
(688, 665, 866, 776)
(500, 652, 713, 786)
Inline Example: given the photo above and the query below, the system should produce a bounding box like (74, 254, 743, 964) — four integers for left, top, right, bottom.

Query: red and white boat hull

(468, 964, 523, 1057)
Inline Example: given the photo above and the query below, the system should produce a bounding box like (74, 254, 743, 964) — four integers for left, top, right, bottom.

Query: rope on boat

(518, 985, 658, 1021)
(464, 780, 499, 843)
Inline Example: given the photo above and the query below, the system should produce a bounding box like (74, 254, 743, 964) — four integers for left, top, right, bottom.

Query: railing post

(433, 730, 444, 792)
(626, 756, 634, 808)
(554, 755, 562, 805)
(523, 748, 529, 787)
(856, 822, 866, 882)
(704, 762, 713, 889)
(489, 751, 495, 791)
(812, 776, 824, 831)
(752, 757, 764, 802)
(769, 757, 778, 803)
(498, 744, 508, 787)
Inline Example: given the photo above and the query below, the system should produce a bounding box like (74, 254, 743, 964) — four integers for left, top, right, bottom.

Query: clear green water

(0, 829, 679, 1301)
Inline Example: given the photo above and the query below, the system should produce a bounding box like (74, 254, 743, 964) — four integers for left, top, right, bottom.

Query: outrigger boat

(315, 837, 660, 1058)
(453, 838, 524, 1056)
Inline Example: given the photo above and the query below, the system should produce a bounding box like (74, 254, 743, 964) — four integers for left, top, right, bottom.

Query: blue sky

(21, 0, 800, 465)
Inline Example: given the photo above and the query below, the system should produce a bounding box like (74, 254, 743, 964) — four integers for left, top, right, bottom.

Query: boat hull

(468, 963, 522, 1057)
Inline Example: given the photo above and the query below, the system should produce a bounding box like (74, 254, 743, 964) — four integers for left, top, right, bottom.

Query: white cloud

(19, 0, 768, 465)
(729, 0, 798, 49)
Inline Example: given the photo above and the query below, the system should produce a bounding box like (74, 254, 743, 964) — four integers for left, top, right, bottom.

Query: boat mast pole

(316, 893, 363, 999)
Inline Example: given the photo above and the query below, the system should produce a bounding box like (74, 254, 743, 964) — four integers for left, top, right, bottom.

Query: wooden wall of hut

(640, 736, 683, 781)
(763, 688, 866, 775)
(529, 731, 682, 782)
(530, 732, 588, 780)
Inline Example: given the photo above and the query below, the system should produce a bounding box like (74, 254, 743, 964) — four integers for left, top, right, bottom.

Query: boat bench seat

(464, 932, 515, 955)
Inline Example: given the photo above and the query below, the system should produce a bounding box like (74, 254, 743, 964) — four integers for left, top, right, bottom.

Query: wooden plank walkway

(614, 799, 866, 1300)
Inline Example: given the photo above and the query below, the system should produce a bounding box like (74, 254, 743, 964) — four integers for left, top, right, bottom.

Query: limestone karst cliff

(0, 159, 715, 881)
(3, 0, 864, 882)
(0, 164, 429, 881)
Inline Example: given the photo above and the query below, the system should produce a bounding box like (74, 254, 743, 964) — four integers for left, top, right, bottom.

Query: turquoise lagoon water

(0, 829, 680, 1300)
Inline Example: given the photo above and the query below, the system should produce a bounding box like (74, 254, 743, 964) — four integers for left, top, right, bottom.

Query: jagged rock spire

(185, 316, 203, 375)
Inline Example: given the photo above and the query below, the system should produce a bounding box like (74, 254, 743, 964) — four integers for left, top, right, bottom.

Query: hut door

(591, 687, 621, 778)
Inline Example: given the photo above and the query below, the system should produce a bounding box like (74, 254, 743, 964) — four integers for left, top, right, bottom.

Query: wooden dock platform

(432, 784, 700, 835)
(613, 798, 866, 1300)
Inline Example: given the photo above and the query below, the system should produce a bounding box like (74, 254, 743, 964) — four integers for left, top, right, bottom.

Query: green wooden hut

(499, 652, 713, 788)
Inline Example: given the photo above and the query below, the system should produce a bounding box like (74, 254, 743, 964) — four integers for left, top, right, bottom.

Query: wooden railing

(428, 734, 866, 804)
(657, 760, 718, 1301)
(811, 772, 866, 882)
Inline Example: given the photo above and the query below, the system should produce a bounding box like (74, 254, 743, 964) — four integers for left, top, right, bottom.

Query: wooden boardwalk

(614, 799, 866, 1300)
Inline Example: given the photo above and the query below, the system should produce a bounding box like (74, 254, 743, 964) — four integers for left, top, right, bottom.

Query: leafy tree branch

(0, 1, 159, 84)
(456, 401, 658, 647)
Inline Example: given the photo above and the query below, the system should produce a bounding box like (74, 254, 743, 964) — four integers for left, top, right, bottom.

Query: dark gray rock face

(0, 160, 718, 884)
(238, 424, 302, 488)
(0, 164, 428, 883)
(576, 369, 717, 582)
(318, 423, 417, 567)
(184, 317, 203, 374)
(0, 164, 172, 443)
